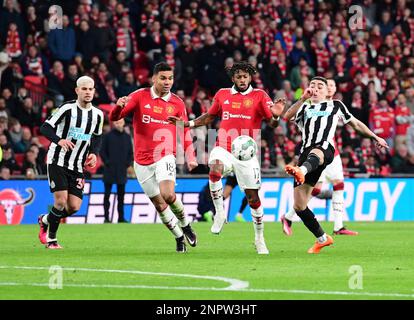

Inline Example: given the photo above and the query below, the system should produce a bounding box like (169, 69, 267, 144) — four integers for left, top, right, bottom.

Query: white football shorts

(133, 154, 176, 198)
(318, 154, 344, 183)
(208, 146, 261, 190)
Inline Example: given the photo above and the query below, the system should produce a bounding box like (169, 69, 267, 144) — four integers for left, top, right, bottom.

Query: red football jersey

(109, 87, 195, 165)
(369, 106, 395, 139)
(395, 104, 411, 135)
(208, 86, 274, 152)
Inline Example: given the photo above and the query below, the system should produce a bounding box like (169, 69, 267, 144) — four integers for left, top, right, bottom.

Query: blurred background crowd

(1, 0, 414, 180)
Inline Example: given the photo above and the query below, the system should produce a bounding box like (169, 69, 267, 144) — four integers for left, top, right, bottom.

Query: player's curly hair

(227, 61, 257, 78)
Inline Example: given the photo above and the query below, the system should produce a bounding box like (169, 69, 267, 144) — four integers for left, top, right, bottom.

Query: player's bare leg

(160, 180, 197, 246)
(285, 148, 325, 185)
(284, 148, 325, 237)
(222, 184, 233, 199)
(66, 194, 82, 215)
(245, 189, 268, 254)
(150, 193, 186, 253)
(222, 182, 245, 222)
(209, 160, 227, 234)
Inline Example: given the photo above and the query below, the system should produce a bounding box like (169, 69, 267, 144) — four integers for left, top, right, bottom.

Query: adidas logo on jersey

(144, 104, 151, 109)
(224, 100, 230, 104)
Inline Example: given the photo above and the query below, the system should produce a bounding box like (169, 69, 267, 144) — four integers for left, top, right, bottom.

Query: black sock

(295, 207, 324, 238)
(302, 153, 321, 174)
(61, 208, 71, 218)
(316, 189, 333, 199)
(47, 207, 65, 240)
(239, 197, 249, 213)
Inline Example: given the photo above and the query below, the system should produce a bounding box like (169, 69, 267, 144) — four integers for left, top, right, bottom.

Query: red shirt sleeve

(259, 91, 274, 120)
(208, 91, 222, 116)
(109, 92, 138, 121)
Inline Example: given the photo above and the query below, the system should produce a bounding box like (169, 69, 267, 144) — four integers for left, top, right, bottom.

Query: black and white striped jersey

(294, 99, 353, 153)
(45, 100, 104, 173)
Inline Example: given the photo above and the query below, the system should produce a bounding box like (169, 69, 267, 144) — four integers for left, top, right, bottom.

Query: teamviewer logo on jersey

(222, 112, 251, 120)
(142, 114, 151, 123)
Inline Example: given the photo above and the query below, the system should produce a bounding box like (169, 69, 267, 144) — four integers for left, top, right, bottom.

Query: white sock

(332, 189, 344, 231)
(42, 214, 49, 225)
(299, 165, 308, 175)
(169, 197, 189, 227)
(284, 208, 296, 221)
(46, 235, 57, 242)
(317, 233, 327, 243)
(209, 179, 224, 214)
(251, 205, 264, 241)
(158, 206, 183, 238)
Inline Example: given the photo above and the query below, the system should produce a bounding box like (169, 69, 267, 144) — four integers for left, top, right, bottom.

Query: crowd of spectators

(1, 0, 414, 180)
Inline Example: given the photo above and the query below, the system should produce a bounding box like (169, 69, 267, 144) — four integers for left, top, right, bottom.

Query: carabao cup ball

(231, 135, 258, 161)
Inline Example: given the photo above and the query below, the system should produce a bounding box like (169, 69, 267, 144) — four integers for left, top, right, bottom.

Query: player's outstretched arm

(109, 96, 132, 121)
(283, 88, 313, 120)
(168, 113, 216, 128)
(347, 118, 389, 150)
(268, 98, 286, 128)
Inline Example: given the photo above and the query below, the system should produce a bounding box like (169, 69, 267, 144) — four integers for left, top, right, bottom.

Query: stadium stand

(1, 0, 414, 179)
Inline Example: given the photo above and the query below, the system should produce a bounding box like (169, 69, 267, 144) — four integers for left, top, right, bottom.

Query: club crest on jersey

(166, 105, 174, 114)
(232, 102, 241, 109)
(243, 99, 253, 108)
(153, 106, 163, 114)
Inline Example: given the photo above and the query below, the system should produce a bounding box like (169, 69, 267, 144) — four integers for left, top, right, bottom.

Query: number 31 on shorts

(76, 178, 85, 189)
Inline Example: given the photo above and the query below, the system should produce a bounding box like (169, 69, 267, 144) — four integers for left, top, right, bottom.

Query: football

(231, 135, 258, 161)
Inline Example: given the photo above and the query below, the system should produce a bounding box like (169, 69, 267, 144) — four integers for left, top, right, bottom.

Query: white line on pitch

(0, 265, 248, 290)
(0, 282, 413, 298)
(0, 265, 413, 298)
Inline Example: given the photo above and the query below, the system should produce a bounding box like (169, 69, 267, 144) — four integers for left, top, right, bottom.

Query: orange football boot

(307, 235, 334, 254)
(285, 165, 305, 185)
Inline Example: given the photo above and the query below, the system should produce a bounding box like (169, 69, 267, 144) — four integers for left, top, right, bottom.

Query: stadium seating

(14, 153, 24, 167)
(37, 135, 51, 149)
(24, 76, 47, 107)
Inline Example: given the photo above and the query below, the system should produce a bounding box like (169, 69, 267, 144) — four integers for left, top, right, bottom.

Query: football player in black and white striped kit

(283, 76, 388, 254)
(38, 76, 104, 249)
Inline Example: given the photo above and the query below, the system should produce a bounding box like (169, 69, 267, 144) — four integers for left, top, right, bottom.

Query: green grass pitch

(0, 221, 413, 300)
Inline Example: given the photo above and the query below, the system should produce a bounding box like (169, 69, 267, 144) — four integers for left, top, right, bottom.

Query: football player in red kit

(169, 61, 285, 254)
(110, 62, 198, 253)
